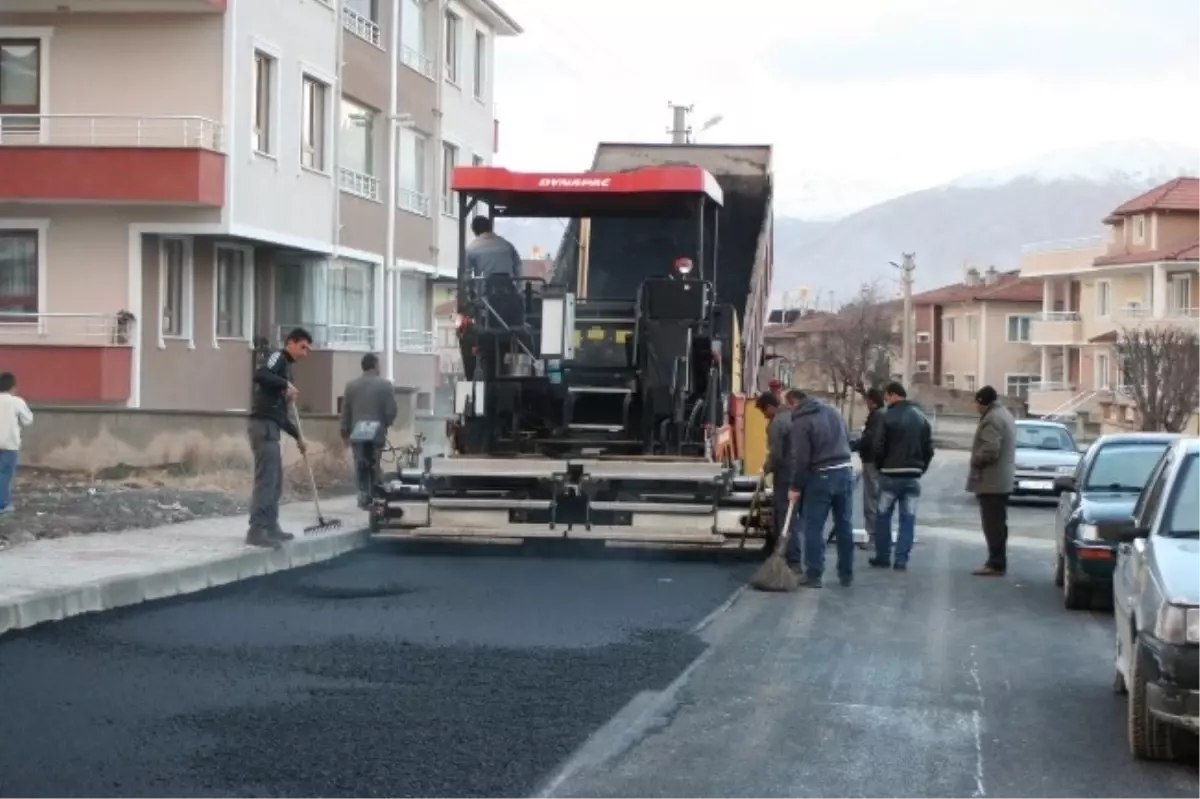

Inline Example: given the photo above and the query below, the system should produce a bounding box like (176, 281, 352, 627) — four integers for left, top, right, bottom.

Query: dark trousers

(248, 418, 283, 533)
(352, 442, 381, 506)
(977, 493, 1009, 571)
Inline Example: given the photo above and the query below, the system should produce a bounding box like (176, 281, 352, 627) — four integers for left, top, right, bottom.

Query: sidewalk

(0, 495, 367, 637)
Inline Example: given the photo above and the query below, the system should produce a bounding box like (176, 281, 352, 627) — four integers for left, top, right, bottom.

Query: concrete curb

(0, 527, 371, 637)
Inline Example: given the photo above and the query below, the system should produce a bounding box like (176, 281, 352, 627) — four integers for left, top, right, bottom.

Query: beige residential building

(1021, 177, 1199, 423)
(0, 0, 519, 416)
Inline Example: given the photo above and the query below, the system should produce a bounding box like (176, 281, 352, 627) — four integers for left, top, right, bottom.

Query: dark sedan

(1053, 433, 1181, 610)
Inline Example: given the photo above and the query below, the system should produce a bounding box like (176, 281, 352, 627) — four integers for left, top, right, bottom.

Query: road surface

(0, 459, 1193, 798)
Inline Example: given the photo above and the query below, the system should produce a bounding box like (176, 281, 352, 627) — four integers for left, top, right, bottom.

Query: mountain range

(497, 139, 1200, 306)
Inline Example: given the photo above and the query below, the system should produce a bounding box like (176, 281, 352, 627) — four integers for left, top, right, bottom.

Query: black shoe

(839, 575, 853, 587)
(868, 557, 891, 568)
(797, 575, 823, 588)
(246, 530, 282, 549)
(269, 529, 295, 543)
(893, 563, 907, 572)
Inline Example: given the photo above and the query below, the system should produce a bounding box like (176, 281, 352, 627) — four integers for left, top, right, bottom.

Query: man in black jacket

(247, 327, 312, 548)
(869, 381, 934, 570)
(854, 388, 885, 551)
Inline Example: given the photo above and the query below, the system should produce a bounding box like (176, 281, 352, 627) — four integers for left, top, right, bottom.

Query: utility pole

(891, 253, 916, 388)
(666, 101, 693, 144)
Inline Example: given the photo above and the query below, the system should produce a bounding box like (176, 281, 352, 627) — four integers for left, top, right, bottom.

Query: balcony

(397, 330, 436, 354)
(339, 167, 381, 202)
(2, 0, 224, 11)
(1030, 311, 1082, 345)
(342, 5, 382, 47)
(401, 45, 435, 80)
(1115, 306, 1199, 334)
(0, 115, 225, 206)
(398, 187, 431, 217)
(0, 313, 133, 403)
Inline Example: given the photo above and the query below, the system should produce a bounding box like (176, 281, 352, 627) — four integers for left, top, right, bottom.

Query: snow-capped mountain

(949, 139, 1199, 190)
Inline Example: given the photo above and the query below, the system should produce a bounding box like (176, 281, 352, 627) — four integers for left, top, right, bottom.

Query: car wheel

(1054, 552, 1065, 588)
(1063, 559, 1091, 610)
(1128, 635, 1175, 761)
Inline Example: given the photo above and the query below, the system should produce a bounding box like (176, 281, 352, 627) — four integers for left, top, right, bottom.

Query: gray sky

(492, 0, 1200, 216)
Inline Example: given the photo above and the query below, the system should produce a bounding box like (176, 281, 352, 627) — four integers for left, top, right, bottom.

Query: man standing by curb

(340, 353, 398, 509)
(786, 389, 856, 588)
(967, 385, 1016, 576)
(0, 372, 33, 516)
(247, 327, 312, 549)
(870, 382, 934, 571)
(854, 387, 885, 552)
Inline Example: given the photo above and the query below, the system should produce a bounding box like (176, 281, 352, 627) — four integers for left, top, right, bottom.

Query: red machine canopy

(451, 165, 724, 218)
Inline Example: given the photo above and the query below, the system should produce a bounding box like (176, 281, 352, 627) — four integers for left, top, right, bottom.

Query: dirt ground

(0, 453, 357, 549)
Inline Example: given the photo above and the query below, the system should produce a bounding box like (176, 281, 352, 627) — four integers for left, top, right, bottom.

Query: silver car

(1011, 420, 1083, 498)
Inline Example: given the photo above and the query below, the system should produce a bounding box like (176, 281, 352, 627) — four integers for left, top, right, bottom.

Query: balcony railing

(398, 187, 431, 216)
(397, 329, 436, 354)
(1035, 311, 1080, 322)
(0, 114, 224, 151)
(1030, 381, 1074, 392)
(1118, 305, 1151, 319)
(1020, 235, 1104, 255)
(401, 45, 435, 79)
(339, 167, 381, 201)
(342, 5, 382, 46)
(0, 312, 136, 346)
(1166, 306, 1200, 318)
(276, 322, 374, 350)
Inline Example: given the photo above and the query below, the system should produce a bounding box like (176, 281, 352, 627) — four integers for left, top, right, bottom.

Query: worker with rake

(246, 327, 313, 549)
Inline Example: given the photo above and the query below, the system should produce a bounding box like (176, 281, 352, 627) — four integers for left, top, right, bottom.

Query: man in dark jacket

(757, 390, 792, 553)
(786, 390, 855, 587)
(340, 353, 398, 509)
(854, 388, 885, 551)
(966, 386, 1016, 576)
(869, 381, 934, 570)
(247, 327, 312, 548)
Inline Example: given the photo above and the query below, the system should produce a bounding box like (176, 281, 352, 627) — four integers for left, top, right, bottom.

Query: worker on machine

(466, 215, 525, 330)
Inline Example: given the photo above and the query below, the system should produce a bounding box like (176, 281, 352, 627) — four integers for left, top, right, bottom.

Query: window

(1096, 280, 1111, 317)
(473, 30, 486, 99)
(159, 237, 192, 339)
(328, 259, 375, 346)
(943, 317, 956, 343)
(1171, 275, 1193, 314)
(214, 245, 253, 340)
(916, 361, 930, 373)
(301, 75, 329, 171)
(400, 0, 432, 77)
(398, 127, 429, 215)
(964, 374, 977, 391)
(1084, 443, 1174, 493)
(397, 271, 431, 352)
(345, 0, 377, 20)
(252, 51, 275, 154)
(1005, 374, 1038, 400)
(944, 374, 955, 389)
(1095, 352, 1110, 390)
(444, 11, 460, 84)
(966, 315, 979, 342)
(441, 141, 458, 215)
(0, 40, 40, 133)
(1006, 315, 1032, 343)
(1132, 214, 1145, 243)
(915, 330, 931, 344)
(339, 96, 378, 199)
(0, 230, 38, 315)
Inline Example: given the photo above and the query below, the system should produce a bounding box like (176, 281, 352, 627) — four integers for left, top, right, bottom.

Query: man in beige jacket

(966, 385, 1016, 576)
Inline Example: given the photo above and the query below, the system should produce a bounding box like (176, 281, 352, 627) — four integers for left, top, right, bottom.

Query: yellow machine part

(743, 399, 768, 477)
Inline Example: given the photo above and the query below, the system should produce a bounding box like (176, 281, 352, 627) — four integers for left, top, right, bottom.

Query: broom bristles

(750, 552, 798, 592)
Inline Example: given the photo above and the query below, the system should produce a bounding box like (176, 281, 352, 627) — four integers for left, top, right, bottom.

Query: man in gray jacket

(340, 353, 398, 509)
(966, 385, 1016, 576)
(757, 391, 792, 554)
(786, 390, 856, 587)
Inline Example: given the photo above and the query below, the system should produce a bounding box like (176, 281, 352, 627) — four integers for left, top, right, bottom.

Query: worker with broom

(756, 390, 793, 555)
(246, 327, 313, 549)
(785, 389, 856, 588)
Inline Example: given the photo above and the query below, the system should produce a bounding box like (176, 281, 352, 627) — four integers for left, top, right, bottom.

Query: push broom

(749, 495, 799, 592)
(291, 402, 343, 535)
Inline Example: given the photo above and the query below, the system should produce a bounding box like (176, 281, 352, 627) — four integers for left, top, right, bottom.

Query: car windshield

(1015, 425, 1074, 451)
(1162, 453, 1198, 538)
(1083, 443, 1173, 492)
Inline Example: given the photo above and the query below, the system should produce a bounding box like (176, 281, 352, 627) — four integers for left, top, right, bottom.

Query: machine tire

(1062, 560, 1091, 610)
(1053, 552, 1065, 587)
(1128, 634, 1175, 761)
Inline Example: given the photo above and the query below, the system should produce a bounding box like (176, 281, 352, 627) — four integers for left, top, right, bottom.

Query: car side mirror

(1053, 475, 1076, 493)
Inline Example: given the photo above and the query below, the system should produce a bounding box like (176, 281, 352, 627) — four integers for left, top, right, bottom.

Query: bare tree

(1114, 326, 1200, 432)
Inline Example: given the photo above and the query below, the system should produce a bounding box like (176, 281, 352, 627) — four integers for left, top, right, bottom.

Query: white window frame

(326, 258, 376, 350)
(964, 374, 977, 391)
(0, 221, 49, 336)
(444, 10, 461, 85)
(1132, 214, 1145, 244)
(915, 330, 931, 344)
(157, 235, 194, 349)
(0, 28, 53, 142)
(1096, 280, 1112, 317)
(300, 72, 331, 174)
(400, 0, 433, 79)
(1094, 352, 1111, 391)
(943, 317, 956, 343)
(212, 243, 255, 346)
(398, 126, 430, 216)
(915, 360, 930, 373)
(251, 43, 280, 157)
(1004, 373, 1039, 399)
(441, 140, 459, 216)
(396, 269, 433, 353)
(1005, 314, 1033, 343)
(1170, 274, 1193, 314)
(339, 95, 380, 200)
(944, 373, 955, 389)
(472, 29, 486, 100)
(966, 314, 979, 342)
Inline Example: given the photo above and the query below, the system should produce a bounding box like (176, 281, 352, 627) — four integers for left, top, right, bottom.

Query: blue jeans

(875, 474, 921, 565)
(0, 449, 18, 510)
(787, 467, 855, 580)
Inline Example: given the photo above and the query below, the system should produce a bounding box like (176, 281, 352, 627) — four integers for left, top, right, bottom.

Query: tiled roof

(911, 271, 1042, 305)
(1104, 177, 1199, 222)
(1093, 238, 1200, 267)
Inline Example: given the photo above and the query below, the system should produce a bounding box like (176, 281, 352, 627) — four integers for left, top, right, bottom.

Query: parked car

(1112, 437, 1199, 761)
(1011, 420, 1083, 498)
(1053, 433, 1181, 609)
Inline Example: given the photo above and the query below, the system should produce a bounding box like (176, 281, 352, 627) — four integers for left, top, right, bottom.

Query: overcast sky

(492, 0, 1200, 215)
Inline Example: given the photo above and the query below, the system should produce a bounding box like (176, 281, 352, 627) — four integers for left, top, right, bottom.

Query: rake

(291, 402, 343, 535)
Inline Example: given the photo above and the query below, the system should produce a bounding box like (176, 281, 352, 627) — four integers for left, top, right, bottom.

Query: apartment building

(910, 267, 1044, 399)
(0, 0, 520, 416)
(1021, 176, 1199, 421)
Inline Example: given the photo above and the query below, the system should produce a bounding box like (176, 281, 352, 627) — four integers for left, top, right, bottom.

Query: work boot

(868, 557, 891, 568)
(246, 529, 282, 549)
(269, 528, 295, 543)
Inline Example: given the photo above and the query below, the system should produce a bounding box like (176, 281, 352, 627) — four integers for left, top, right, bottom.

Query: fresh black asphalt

(0, 541, 754, 798)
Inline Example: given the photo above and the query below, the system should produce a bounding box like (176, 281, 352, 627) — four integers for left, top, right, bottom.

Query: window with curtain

(0, 230, 37, 315)
(328, 259, 375, 340)
(397, 271, 430, 351)
(215, 246, 250, 339)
